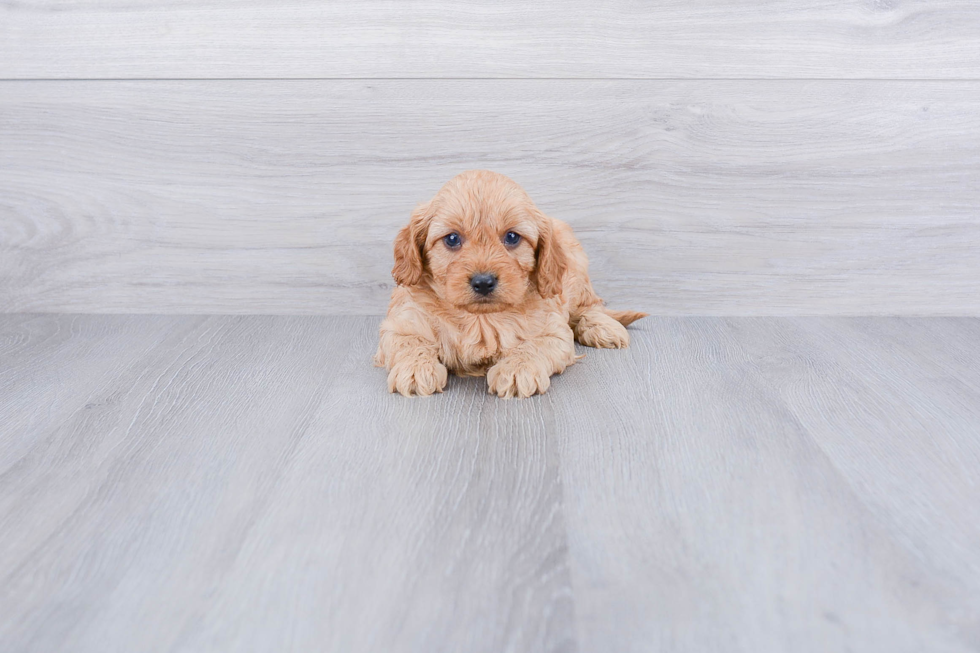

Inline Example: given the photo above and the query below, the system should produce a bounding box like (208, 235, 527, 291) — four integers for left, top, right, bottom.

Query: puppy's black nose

(470, 273, 498, 296)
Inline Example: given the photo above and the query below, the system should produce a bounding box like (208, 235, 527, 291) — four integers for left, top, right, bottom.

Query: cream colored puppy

(375, 170, 646, 398)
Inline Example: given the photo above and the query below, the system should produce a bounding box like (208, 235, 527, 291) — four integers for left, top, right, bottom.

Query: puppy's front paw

(387, 357, 448, 397)
(487, 356, 551, 398)
(575, 313, 630, 349)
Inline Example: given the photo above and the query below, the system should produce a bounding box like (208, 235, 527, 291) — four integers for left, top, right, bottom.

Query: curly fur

(375, 170, 647, 398)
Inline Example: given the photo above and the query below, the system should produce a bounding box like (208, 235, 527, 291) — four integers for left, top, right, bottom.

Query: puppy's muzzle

(469, 273, 498, 296)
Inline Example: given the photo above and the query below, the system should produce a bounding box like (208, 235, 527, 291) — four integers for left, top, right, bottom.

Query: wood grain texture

(3, 80, 980, 315)
(0, 315, 574, 653)
(2, 0, 980, 79)
(1, 315, 979, 652)
(551, 316, 980, 652)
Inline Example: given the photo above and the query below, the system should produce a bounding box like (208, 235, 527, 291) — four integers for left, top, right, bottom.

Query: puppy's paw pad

(387, 358, 448, 397)
(576, 318, 629, 349)
(487, 357, 551, 398)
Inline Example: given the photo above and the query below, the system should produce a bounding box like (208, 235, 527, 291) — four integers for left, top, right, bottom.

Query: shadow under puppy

(375, 170, 646, 398)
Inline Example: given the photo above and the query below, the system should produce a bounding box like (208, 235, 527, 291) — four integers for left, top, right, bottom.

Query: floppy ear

(534, 211, 567, 299)
(392, 202, 432, 286)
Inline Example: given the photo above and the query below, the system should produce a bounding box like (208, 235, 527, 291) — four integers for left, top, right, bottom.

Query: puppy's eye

(443, 232, 462, 249)
(503, 231, 521, 247)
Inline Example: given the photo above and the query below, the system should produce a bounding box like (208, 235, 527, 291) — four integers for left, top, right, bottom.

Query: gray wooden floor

(1, 314, 978, 652)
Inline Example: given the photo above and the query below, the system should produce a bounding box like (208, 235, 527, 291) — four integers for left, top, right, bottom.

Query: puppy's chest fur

(436, 313, 528, 376)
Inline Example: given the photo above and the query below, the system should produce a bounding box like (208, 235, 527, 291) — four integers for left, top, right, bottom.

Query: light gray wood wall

(1, 2, 978, 315)
(3, 1, 980, 78)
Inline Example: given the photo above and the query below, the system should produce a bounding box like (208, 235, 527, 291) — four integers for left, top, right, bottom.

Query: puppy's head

(392, 170, 566, 313)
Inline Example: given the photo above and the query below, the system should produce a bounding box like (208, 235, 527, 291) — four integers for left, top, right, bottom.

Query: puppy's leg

(375, 308, 448, 397)
(487, 320, 577, 399)
(573, 307, 631, 349)
(379, 335, 448, 397)
(552, 218, 646, 348)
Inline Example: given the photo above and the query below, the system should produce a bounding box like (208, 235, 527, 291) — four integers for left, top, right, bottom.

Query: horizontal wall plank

(1, 80, 979, 315)
(2, 1, 980, 79)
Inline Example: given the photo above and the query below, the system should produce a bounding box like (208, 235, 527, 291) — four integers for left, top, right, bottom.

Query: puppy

(374, 170, 646, 398)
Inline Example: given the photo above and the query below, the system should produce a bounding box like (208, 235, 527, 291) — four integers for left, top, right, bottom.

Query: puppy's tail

(604, 308, 648, 327)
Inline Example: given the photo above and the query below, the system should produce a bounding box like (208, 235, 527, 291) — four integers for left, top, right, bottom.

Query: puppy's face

(424, 194, 540, 313)
(392, 171, 566, 313)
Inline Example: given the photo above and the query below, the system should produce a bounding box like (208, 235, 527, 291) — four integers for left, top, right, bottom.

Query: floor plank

(3, 80, 980, 315)
(550, 317, 980, 652)
(0, 315, 207, 478)
(2, 0, 979, 79)
(0, 315, 575, 653)
(1, 315, 978, 652)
